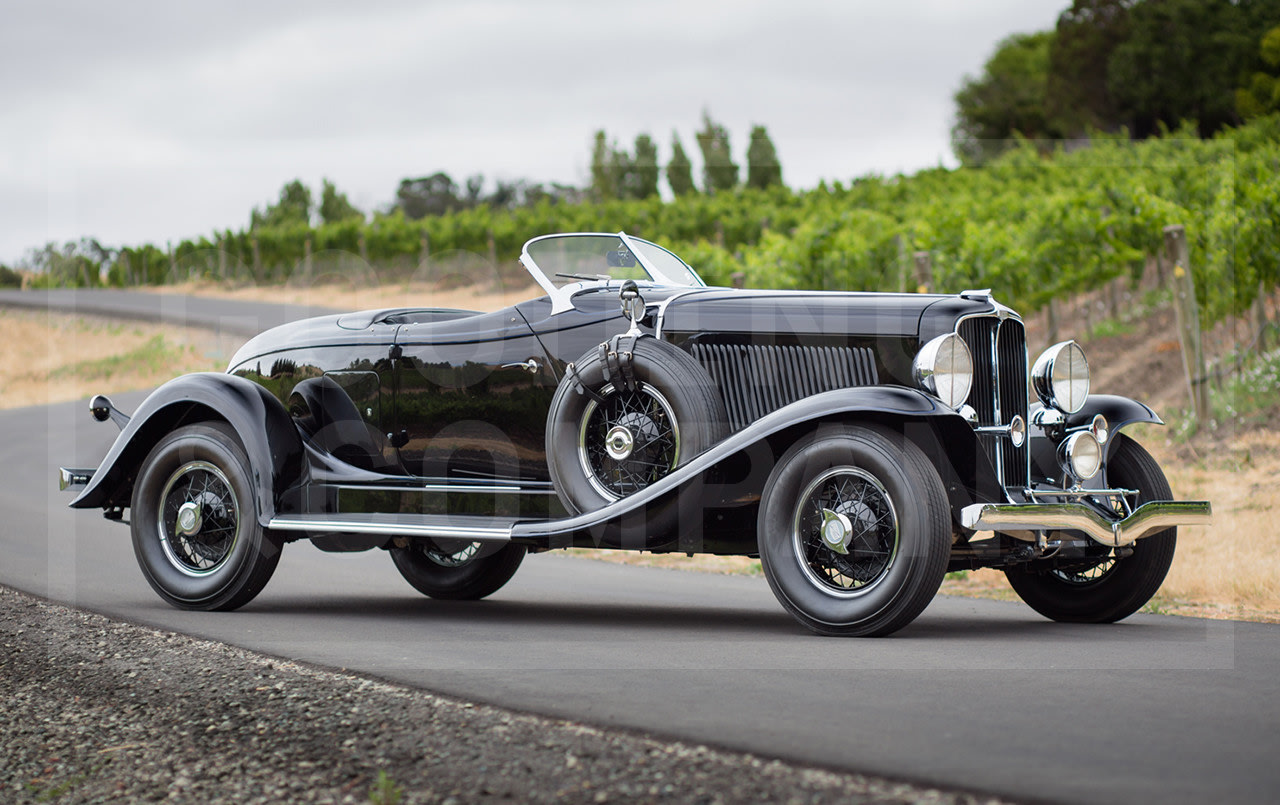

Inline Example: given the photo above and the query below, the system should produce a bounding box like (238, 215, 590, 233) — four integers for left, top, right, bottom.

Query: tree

(252, 179, 312, 228)
(1237, 25, 1280, 119)
(1106, 0, 1251, 138)
(1046, 0, 1134, 136)
(395, 173, 460, 219)
(318, 179, 363, 224)
(696, 111, 739, 193)
(745, 125, 783, 189)
(666, 133, 696, 197)
(590, 130, 620, 201)
(631, 134, 660, 199)
(952, 31, 1056, 165)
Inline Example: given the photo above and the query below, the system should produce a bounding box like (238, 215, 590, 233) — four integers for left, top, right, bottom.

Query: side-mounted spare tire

(545, 336, 729, 520)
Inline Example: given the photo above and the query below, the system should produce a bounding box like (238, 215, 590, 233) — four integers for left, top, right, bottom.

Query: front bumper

(961, 500, 1212, 547)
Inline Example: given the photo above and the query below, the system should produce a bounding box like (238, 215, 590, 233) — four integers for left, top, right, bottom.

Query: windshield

(521, 233, 705, 309)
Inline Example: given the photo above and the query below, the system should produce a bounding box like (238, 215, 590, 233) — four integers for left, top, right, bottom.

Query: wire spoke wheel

(158, 460, 239, 577)
(421, 540, 482, 568)
(793, 467, 900, 596)
(578, 382, 680, 501)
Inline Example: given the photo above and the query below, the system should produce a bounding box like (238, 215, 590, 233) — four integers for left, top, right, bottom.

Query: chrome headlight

(1058, 431, 1102, 482)
(1031, 341, 1089, 414)
(913, 333, 973, 409)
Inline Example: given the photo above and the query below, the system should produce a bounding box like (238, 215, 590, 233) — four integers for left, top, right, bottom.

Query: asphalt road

(2, 291, 1277, 804)
(0, 288, 338, 337)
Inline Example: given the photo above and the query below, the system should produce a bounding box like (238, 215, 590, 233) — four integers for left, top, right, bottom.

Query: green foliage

(592, 132, 662, 201)
(631, 134, 660, 200)
(319, 179, 363, 224)
(666, 133, 696, 197)
(78, 117, 1279, 335)
(252, 179, 312, 229)
(368, 770, 403, 805)
(745, 125, 783, 190)
(696, 110, 739, 193)
(1237, 26, 1280, 119)
(1107, 0, 1252, 138)
(0, 264, 21, 287)
(953, 31, 1057, 166)
(1046, 0, 1133, 136)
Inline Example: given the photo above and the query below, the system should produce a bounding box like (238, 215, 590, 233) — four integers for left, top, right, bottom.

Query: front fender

(71, 373, 305, 525)
(1063, 394, 1163, 455)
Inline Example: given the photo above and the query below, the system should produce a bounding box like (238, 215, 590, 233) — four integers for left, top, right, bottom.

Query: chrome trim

(268, 516, 513, 541)
(912, 333, 973, 408)
(1031, 341, 1090, 414)
(961, 500, 1212, 547)
(652, 287, 711, 339)
(333, 483, 555, 496)
(1025, 486, 1138, 500)
(58, 467, 94, 492)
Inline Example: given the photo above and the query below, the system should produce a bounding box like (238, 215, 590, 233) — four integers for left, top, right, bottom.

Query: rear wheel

(130, 422, 281, 611)
(758, 425, 950, 637)
(390, 540, 526, 600)
(1004, 435, 1177, 623)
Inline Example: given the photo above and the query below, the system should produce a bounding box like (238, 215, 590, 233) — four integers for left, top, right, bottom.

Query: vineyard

(30, 116, 1280, 332)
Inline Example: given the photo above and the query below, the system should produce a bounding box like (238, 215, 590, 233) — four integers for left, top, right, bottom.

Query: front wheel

(390, 540, 526, 600)
(1004, 435, 1177, 623)
(130, 422, 282, 611)
(758, 425, 951, 637)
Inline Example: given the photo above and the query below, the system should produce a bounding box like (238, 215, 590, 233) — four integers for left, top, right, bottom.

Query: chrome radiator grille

(957, 316, 1029, 489)
(690, 343, 878, 431)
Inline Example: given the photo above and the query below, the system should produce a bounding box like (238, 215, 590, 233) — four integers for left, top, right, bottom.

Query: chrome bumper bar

(961, 500, 1212, 547)
(58, 467, 95, 492)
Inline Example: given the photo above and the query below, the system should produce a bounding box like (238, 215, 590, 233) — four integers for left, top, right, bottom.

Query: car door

(391, 308, 557, 485)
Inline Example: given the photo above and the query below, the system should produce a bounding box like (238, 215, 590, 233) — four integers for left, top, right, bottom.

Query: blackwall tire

(545, 338, 729, 519)
(1004, 435, 1177, 624)
(758, 425, 950, 637)
(390, 541, 526, 600)
(129, 422, 282, 611)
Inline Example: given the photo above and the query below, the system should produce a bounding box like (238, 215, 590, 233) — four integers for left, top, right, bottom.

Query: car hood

(656, 288, 997, 340)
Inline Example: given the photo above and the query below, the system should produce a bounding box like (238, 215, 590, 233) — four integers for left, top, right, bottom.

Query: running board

(267, 513, 516, 541)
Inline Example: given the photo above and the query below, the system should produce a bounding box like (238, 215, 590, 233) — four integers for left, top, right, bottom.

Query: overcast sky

(0, 0, 1067, 265)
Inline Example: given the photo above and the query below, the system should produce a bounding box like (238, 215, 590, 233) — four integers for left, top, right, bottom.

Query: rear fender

(71, 373, 305, 525)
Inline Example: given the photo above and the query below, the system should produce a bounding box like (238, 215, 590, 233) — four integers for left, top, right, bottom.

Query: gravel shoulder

(0, 585, 1005, 805)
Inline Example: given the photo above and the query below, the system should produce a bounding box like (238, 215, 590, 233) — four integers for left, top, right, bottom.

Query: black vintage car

(61, 232, 1211, 636)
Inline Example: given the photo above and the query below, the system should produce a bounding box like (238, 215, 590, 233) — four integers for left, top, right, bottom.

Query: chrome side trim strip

(267, 516, 513, 541)
(332, 483, 556, 496)
(961, 500, 1212, 547)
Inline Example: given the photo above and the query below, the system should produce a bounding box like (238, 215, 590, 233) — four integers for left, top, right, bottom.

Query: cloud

(0, 0, 1066, 263)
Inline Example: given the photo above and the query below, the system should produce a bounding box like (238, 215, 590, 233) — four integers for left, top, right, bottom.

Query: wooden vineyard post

(895, 234, 908, 293)
(1162, 225, 1210, 419)
(913, 251, 933, 293)
(1254, 281, 1271, 350)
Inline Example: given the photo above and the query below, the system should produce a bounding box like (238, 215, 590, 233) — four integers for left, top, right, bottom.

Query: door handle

(502, 358, 542, 374)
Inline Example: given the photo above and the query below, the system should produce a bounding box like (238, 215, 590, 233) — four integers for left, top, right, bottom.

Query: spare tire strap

(565, 361, 607, 405)
(601, 333, 642, 393)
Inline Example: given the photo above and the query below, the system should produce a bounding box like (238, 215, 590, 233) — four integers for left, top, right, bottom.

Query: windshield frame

(519, 232, 706, 314)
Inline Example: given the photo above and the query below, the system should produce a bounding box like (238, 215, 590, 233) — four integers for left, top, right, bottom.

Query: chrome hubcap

(793, 466, 899, 597)
(605, 425, 635, 460)
(175, 501, 202, 536)
(158, 460, 239, 578)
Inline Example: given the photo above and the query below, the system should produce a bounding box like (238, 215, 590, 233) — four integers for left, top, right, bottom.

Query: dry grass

(0, 308, 231, 409)
(143, 277, 540, 315)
